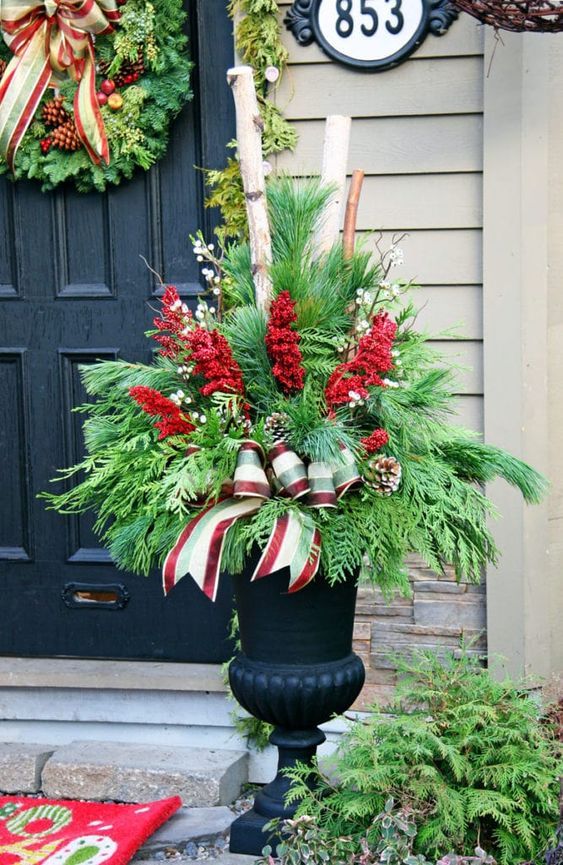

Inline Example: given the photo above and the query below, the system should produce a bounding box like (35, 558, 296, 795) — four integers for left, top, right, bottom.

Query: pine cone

(264, 411, 290, 445)
(99, 51, 145, 87)
(42, 96, 70, 128)
(0, 59, 7, 81)
(364, 455, 402, 496)
(51, 119, 82, 152)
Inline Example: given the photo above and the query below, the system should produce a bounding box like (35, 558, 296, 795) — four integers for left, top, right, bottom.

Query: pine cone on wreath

(264, 411, 290, 445)
(42, 96, 70, 129)
(0, 59, 7, 81)
(99, 52, 145, 87)
(51, 119, 82, 152)
(115, 54, 145, 86)
(364, 455, 402, 496)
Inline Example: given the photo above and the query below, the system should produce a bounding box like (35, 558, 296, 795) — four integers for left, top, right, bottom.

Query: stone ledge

(0, 743, 55, 793)
(0, 659, 227, 693)
(139, 806, 235, 851)
(41, 741, 248, 806)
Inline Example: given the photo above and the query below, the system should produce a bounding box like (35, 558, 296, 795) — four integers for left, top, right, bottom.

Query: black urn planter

(228, 565, 365, 856)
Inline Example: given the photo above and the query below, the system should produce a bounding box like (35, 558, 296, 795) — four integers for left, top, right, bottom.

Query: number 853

(335, 0, 404, 37)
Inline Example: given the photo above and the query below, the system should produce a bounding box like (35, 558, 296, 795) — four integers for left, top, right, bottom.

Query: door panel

(0, 0, 237, 662)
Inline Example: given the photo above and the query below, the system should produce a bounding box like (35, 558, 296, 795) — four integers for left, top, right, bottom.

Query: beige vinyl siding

(275, 10, 484, 435)
(275, 10, 486, 705)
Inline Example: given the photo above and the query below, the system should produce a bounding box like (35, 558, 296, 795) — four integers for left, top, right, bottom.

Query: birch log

(314, 115, 352, 255)
(227, 65, 273, 314)
(343, 169, 365, 260)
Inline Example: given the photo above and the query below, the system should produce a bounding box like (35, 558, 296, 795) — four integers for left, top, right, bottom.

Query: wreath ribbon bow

(0, 0, 120, 168)
(163, 441, 361, 602)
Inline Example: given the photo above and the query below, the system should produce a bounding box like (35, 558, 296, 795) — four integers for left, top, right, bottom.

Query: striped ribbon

(252, 511, 321, 592)
(163, 440, 361, 601)
(0, 0, 120, 169)
(268, 442, 309, 499)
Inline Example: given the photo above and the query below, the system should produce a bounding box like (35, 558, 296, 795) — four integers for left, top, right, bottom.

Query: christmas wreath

(0, 0, 192, 192)
(43, 171, 546, 600)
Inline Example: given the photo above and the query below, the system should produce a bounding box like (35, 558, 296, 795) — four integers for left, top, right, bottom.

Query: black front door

(0, 0, 236, 662)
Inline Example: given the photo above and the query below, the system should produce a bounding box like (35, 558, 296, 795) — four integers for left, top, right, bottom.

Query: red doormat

(0, 795, 181, 865)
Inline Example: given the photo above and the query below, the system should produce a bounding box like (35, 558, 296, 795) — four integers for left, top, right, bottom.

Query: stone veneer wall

(351, 556, 487, 710)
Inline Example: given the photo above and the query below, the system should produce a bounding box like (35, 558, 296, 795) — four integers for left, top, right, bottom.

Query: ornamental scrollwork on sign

(429, 0, 459, 34)
(284, 0, 315, 45)
(284, 0, 458, 71)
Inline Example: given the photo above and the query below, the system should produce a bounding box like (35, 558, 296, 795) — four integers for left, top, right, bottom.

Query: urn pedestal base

(229, 727, 326, 855)
(228, 651, 365, 856)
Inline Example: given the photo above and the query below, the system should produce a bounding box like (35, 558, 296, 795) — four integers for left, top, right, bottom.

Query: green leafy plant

(258, 814, 356, 865)
(284, 650, 561, 865)
(256, 800, 498, 865)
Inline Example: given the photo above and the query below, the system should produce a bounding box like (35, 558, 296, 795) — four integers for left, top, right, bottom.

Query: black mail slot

(61, 582, 131, 611)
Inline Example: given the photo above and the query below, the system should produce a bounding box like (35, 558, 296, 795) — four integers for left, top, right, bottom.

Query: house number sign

(285, 0, 458, 71)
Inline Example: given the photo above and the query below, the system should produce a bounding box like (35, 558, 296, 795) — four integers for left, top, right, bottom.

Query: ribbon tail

(252, 511, 321, 593)
(163, 497, 264, 601)
(0, 22, 51, 170)
(74, 42, 109, 165)
(288, 521, 321, 593)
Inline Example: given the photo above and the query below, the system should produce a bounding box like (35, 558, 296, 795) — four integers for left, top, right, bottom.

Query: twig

(227, 65, 273, 314)
(343, 169, 365, 260)
(140, 255, 165, 287)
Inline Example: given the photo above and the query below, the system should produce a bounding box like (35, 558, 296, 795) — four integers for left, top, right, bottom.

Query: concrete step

(137, 805, 234, 855)
(0, 743, 55, 793)
(0, 741, 248, 807)
(129, 803, 259, 863)
(41, 741, 248, 806)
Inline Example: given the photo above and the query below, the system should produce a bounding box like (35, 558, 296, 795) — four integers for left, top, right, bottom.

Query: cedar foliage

(42, 178, 546, 595)
(284, 651, 562, 865)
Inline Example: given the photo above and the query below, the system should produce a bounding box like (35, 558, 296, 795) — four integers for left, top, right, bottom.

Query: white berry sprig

(191, 232, 224, 321)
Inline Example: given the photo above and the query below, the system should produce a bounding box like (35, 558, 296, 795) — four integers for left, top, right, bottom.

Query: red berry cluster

(325, 312, 397, 410)
(265, 291, 305, 394)
(153, 286, 191, 358)
(361, 428, 389, 454)
(40, 137, 53, 154)
(186, 329, 245, 398)
(129, 386, 195, 440)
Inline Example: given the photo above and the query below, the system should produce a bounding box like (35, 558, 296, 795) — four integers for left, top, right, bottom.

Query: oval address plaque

(285, 0, 458, 72)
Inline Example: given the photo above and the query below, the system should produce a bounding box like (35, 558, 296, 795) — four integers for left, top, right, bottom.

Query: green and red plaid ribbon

(0, 0, 120, 169)
(163, 440, 361, 601)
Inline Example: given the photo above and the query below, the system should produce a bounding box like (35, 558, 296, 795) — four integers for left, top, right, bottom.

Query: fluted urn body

(228, 564, 365, 855)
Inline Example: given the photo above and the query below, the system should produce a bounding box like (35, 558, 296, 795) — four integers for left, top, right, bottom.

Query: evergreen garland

(0, 0, 192, 192)
(42, 178, 546, 599)
(205, 0, 297, 244)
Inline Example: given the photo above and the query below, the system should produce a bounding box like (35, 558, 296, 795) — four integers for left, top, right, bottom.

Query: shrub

(284, 650, 561, 864)
(257, 800, 497, 865)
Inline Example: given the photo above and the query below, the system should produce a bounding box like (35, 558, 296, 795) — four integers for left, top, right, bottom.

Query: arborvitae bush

(285, 650, 562, 865)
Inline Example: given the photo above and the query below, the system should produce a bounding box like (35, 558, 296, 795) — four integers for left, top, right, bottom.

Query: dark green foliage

(221, 306, 279, 413)
(284, 651, 561, 865)
(0, 0, 192, 191)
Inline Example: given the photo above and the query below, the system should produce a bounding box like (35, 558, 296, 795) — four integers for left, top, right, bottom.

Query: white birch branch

(227, 65, 273, 314)
(314, 115, 352, 255)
